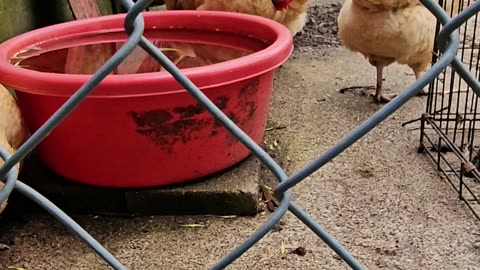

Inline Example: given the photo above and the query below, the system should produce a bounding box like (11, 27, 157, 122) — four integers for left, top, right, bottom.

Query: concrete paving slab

(7, 154, 260, 216)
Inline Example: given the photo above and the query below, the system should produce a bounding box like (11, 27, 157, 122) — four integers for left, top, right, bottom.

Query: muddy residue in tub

(129, 109, 210, 152)
(129, 78, 260, 150)
(239, 78, 259, 97)
(224, 78, 260, 145)
(173, 96, 228, 118)
(129, 97, 229, 151)
(238, 79, 259, 120)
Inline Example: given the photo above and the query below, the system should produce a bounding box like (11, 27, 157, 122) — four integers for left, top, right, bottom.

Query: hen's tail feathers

(352, 0, 420, 11)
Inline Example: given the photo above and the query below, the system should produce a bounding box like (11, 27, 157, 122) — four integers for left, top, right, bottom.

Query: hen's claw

(371, 93, 397, 103)
(416, 88, 429, 96)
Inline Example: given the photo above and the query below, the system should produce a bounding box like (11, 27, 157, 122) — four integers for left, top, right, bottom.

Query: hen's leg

(413, 69, 429, 96)
(372, 65, 397, 103)
(409, 62, 430, 96)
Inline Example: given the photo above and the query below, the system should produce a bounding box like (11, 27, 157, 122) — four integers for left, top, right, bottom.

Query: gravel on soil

(294, 3, 342, 50)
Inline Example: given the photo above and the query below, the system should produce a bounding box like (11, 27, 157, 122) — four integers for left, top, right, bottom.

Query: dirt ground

(1, 1, 480, 269)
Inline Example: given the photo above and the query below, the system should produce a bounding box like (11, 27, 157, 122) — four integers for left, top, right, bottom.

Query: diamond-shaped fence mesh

(1, 0, 480, 269)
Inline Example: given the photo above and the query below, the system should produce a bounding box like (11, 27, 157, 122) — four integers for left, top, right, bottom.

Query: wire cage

(419, 0, 480, 219)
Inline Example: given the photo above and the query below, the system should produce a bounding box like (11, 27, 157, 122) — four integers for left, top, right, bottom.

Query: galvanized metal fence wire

(0, 0, 479, 269)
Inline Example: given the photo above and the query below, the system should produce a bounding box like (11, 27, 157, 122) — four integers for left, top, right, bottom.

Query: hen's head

(272, 0, 293, 10)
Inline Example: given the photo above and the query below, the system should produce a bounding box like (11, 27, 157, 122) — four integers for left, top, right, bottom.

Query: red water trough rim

(0, 11, 293, 98)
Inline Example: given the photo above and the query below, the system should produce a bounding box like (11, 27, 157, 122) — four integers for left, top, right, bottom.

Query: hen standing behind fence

(336, 0, 462, 104)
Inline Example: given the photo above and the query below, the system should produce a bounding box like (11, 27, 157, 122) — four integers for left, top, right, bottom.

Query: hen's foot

(370, 93, 397, 103)
(416, 88, 429, 96)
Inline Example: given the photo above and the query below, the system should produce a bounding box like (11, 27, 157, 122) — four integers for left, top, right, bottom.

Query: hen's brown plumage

(0, 84, 29, 214)
(337, 0, 436, 102)
(0, 85, 28, 150)
(163, 0, 310, 36)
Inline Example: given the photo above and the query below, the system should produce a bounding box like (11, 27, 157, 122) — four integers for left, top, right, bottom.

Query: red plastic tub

(0, 11, 292, 188)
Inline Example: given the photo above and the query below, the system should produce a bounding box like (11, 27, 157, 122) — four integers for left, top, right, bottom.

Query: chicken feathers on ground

(161, 0, 311, 36)
(337, 0, 436, 103)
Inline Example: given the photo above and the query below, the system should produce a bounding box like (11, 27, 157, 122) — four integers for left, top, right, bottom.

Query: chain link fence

(1, 0, 480, 269)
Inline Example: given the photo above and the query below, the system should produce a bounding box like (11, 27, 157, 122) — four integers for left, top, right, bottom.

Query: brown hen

(337, 0, 437, 103)
(161, 0, 311, 36)
(0, 84, 29, 214)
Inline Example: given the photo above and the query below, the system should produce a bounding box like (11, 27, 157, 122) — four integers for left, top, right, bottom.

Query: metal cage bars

(0, 0, 479, 269)
(420, 0, 480, 220)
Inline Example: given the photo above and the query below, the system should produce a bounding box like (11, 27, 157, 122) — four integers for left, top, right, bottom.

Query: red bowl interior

(0, 11, 293, 188)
